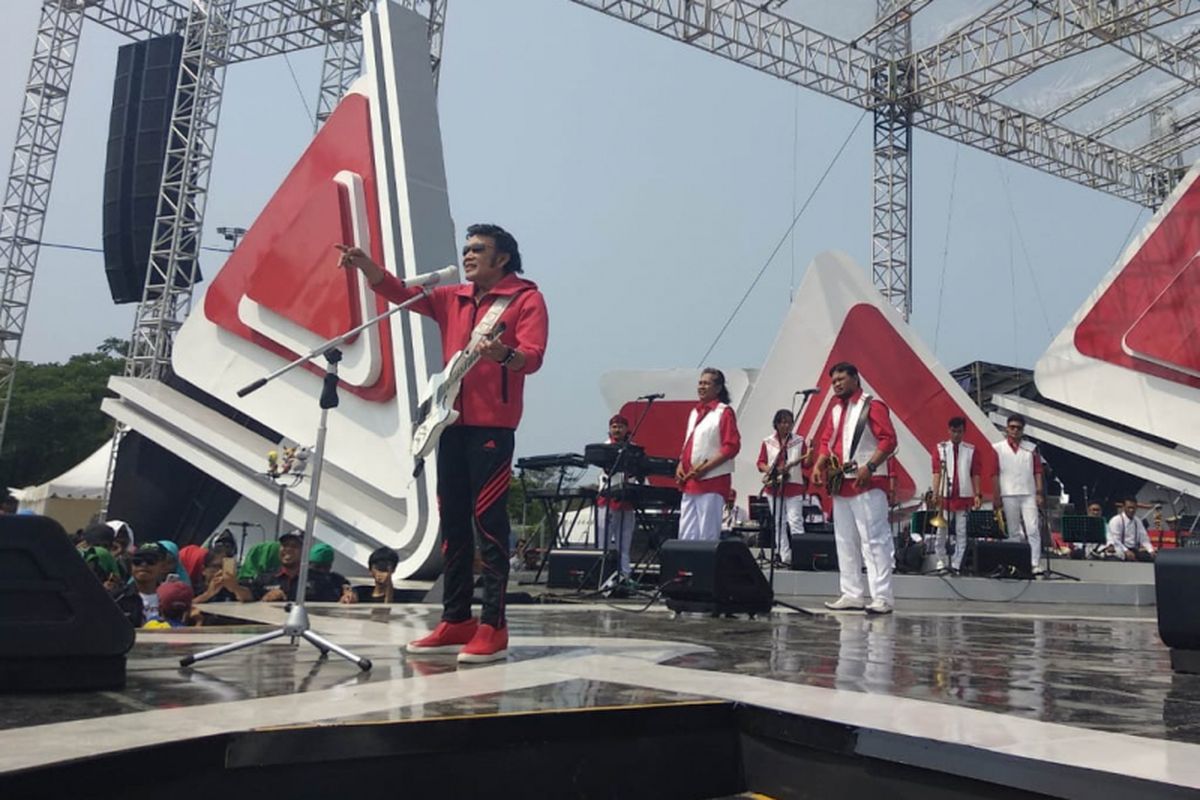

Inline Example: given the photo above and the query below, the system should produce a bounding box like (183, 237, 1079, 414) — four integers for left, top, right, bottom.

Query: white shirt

(1107, 513, 1154, 556)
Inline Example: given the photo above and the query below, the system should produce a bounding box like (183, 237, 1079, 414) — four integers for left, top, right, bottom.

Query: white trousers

(679, 492, 724, 542)
(832, 489, 894, 603)
(1001, 495, 1041, 569)
(935, 508, 968, 570)
(767, 493, 804, 563)
(596, 505, 635, 575)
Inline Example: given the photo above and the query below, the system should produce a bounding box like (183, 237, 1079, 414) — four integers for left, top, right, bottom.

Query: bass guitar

(411, 321, 507, 461)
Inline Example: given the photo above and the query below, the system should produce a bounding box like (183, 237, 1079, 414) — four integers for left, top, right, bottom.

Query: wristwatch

(500, 347, 517, 366)
(865, 461, 878, 473)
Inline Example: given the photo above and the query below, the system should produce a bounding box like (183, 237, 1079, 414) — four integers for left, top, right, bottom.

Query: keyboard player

(596, 415, 637, 578)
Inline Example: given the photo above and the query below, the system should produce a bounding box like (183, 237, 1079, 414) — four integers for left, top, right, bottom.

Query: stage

(2, 595, 1196, 799)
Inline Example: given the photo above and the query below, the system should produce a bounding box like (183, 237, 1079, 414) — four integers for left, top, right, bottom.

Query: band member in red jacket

(338, 224, 548, 663)
(757, 409, 808, 566)
(811, 362, 898, 615)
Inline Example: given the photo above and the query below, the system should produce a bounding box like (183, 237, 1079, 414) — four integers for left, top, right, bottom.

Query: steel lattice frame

(314, 1, 369, 129)
(567, 0, 1200, 317)
(125, 0, 237, 382)
(0, 0, 85, 461)
(0, 0, 446, 465)
(870, 1, 914, 319)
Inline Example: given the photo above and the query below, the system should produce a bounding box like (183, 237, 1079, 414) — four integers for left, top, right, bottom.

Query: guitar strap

(468, 294, 514, 348)
(846, 393, 874, 467)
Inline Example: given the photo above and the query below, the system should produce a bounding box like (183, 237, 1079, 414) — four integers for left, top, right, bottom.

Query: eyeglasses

(130, 556, 160, 566)
(462, 243, 490, 256)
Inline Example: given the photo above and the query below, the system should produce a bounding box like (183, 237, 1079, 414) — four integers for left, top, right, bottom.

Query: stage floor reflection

(3, 601, 1199, 794)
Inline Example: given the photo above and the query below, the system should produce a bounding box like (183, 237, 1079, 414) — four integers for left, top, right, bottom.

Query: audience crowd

(67, 520, 401, 629)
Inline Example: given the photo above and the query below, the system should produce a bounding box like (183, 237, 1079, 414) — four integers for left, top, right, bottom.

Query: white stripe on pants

(679, 492, 724, 542)
(935, 509, 968, 570)
(596, 505, 635, 575)
(767, 493, 804, 563)
(832, 489, 894, 603)
(1002, 494, 1041, 569)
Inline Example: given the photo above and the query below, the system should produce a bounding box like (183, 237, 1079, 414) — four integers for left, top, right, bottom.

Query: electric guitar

(411, 322, 508, 461)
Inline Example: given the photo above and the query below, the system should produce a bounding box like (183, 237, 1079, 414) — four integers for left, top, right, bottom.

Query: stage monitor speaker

(659, 539, 772, 616)
(546, 549, 606, 590)
(103, 33, 200, 305)
(0, 515, 135, 691)
(790, 533, 838, 571)
(966, 540, 1032, 579)
(1155, 549, 1200, 673)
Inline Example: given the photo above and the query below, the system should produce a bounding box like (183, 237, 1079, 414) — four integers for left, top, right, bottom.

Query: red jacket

(372, 272, 548, 430)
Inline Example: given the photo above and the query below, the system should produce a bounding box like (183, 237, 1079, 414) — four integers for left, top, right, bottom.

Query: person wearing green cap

(250, 532, 346, 602)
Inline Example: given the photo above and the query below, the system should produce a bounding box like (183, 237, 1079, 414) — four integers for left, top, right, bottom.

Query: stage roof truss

(568, 0, 1200, 318)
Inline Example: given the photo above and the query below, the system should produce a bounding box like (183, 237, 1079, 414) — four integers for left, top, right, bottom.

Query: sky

(0, 0, 1150, 459)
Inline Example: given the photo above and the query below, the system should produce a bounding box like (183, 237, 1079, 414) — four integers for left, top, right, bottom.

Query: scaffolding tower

(0, 0, 447, 473)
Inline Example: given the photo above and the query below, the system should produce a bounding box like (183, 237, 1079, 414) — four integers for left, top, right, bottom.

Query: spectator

(210, 529, 238, 559)
(310, 542, 353, 603)
(178, 544, 208, 586)
(111, 543, 167, 626)
(193, 548, 252, 603)
(156, 540, 192, 587)
(151, 581, 195, 629)
(345, 546, 399, 604)
(81, 545, 122, 592)
(0, 494, 17, 514)
(250, 532, 345, 602)
(106, 520, 135, 554)
(239, 540, 280, 581)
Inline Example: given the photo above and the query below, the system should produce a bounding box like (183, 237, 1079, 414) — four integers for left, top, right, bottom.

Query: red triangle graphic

(204, 92, 394, 401)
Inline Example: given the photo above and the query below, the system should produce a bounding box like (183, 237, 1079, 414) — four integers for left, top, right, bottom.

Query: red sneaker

(405, 618, 478, 654)
(456, 623, 508, 664)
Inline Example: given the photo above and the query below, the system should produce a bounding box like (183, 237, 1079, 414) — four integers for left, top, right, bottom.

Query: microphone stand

(181, 288, 434, 672)
(767, 392, 815, 617)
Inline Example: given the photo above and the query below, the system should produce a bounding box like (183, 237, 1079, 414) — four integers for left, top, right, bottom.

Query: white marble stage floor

(2, 600, 1196, 799)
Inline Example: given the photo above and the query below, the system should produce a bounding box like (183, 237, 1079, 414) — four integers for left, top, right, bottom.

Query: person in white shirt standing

(757, 408, 807, 567)
(930, 416, 982, 574)
(1107, 496, 1156, 561)
(992, 413, 1045, 576)
(675, 368, 741, 542)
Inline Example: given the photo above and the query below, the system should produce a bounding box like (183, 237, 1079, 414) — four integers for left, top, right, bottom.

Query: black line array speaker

(0, 515, 135, 691)
(103, 33, 199, 304)
(1156, 548, 1200, 673)
(659, 539, 773, 616)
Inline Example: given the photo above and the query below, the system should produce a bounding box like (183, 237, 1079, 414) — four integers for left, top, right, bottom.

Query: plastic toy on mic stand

(266, 445, 308, 540)
(179, 263, 450, 672)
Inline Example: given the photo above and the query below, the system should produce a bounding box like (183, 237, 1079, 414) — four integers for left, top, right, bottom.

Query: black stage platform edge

(0, 702, 742, 800)
(736, 705, 1197, 800)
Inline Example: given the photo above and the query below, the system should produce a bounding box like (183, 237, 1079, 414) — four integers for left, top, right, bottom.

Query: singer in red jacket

(338, 224, 548, 664)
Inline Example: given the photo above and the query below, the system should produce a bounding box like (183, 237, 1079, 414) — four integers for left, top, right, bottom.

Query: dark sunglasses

(461, 243, 490, 256)
(130, 556, 160, 566)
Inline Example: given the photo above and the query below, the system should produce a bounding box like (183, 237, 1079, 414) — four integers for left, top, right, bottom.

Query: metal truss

(83, 1, 448, 67)
(312, 0, 445, 127)
(125, 0, 236, 382)
(870, 1, 914, 319)
(568, 0, 1200, 317)
(314, 1, 368, 129)
(0, 1, 85, 457)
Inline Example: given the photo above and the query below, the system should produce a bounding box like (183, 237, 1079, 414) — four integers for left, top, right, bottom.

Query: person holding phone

(194, 548, 252, 603)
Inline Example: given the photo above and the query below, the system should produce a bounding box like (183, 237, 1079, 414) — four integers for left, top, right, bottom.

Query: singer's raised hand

(335, 244, 385, 285)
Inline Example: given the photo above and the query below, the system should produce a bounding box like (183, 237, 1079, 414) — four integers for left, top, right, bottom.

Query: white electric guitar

(411, 321, 508, 461)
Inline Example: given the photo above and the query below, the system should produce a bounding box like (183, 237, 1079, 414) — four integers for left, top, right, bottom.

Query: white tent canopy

(21, 440, 111, 503)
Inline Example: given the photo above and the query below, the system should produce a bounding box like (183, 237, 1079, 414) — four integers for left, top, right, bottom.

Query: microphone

(399, 264, 459, 288)
(637, 393, 665, 400)
(794, 388, 819, 395)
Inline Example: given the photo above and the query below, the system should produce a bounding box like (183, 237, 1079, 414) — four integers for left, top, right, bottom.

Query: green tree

(0, 347, 125, 488)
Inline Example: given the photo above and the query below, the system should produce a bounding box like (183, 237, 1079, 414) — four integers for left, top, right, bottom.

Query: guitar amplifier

(546, 549, 608, 590)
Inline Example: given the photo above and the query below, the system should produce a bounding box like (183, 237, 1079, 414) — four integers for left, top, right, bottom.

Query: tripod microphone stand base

(180, 603, 372, 671)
